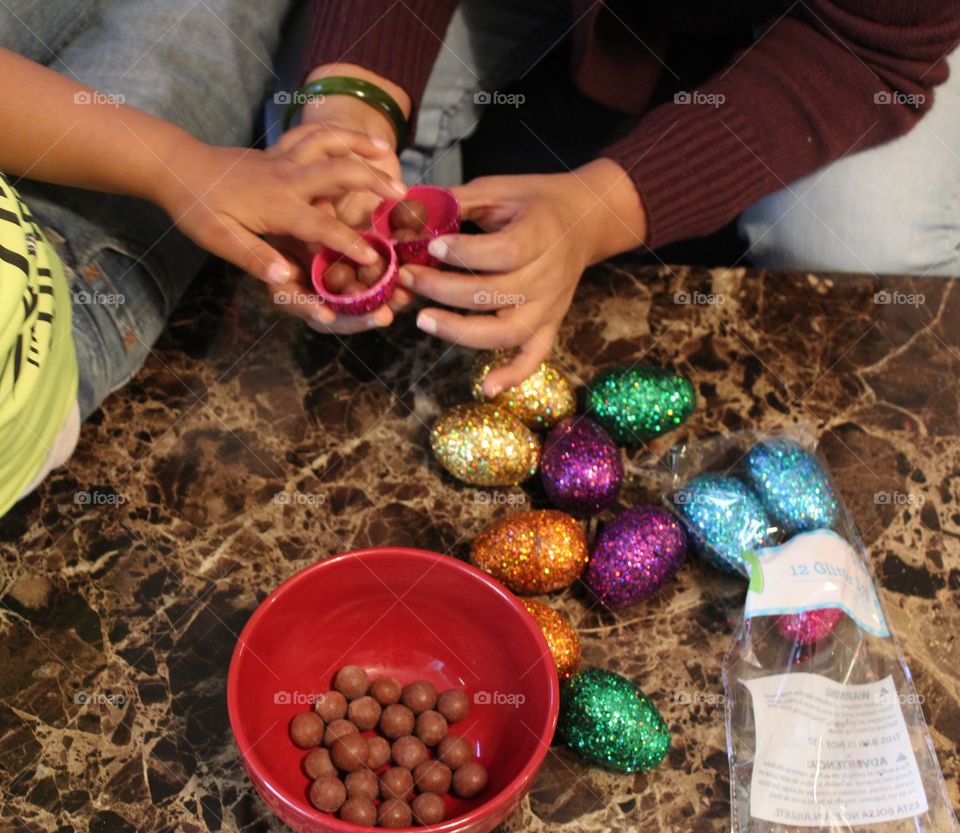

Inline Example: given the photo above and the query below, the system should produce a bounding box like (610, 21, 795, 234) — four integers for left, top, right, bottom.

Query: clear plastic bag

(664, 425, 957, 833)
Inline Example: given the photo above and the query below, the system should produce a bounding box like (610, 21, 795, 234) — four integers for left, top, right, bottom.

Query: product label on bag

(746, 673, 928, 826)
(744, 529, 889, 636)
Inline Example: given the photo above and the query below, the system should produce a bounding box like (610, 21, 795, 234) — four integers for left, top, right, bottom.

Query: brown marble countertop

(1, 263, 957, 833)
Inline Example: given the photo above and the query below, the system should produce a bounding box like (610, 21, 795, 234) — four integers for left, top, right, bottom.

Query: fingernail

(485, 382, 503, 398)
(427, 238, 448, 260)
(416, 311, 437, 334)
(391, 180, 407, 195)
(312, 306, 332, 324)
(359, 244, 378, 262)
(372, 137, 391, 149)
(398, 267, 414, 289)
(267, 261, 292, 284)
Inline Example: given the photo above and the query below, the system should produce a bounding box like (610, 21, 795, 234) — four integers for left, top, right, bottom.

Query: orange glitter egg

(470, 510, 588, 593)
(430, 403, 540, 486)
(470, 351, 576, 430)
(521, 599, 582, 679)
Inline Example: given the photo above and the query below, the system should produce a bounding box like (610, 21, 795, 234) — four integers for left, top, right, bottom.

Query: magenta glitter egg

(584, 505, 688, 610)
(540, 417, 623, 516)
(776, 608, 844, 645)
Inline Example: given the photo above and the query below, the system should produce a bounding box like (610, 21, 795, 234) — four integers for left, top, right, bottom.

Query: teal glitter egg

(559, 668, 670, 772)
(673, 474, 775, 577)
(743, 439, 840, 535)
(586, 365, 696, 447)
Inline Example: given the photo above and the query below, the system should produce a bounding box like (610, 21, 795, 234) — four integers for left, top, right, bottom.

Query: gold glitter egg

(430, 403, 540, 486)
(470, 509, 588, 593)
(470, 351, 576, 430)
(521, 599, 582, 679)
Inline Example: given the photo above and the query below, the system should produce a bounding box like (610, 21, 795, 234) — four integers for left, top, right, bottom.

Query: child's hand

(400, 162, 647, 394)
(155, 125, 407, 286)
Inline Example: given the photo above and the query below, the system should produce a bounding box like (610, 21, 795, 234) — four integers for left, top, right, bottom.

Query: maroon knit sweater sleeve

(303, 0, 458, 130)
(601, 1, 960, 249)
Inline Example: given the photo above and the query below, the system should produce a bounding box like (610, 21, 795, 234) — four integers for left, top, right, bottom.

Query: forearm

(303, 0, 457, 133)
(0, 49, 195, 204)
(301, 62, 412, 150)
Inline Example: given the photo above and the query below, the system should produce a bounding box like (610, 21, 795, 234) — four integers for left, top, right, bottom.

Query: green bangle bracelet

(282, 76, 409, 148)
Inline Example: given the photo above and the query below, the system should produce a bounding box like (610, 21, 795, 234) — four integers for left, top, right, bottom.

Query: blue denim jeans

(0, 0, 292, 418)
(274, 0, 960, 278)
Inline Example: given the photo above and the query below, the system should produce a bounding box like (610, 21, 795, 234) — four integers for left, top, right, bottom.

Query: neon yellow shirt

(0, 174, 78, 516)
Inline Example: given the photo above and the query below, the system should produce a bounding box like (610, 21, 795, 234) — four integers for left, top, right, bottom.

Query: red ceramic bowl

(227, 548, 559, 833)
(371, 184, 461, 266)
(310, 231, 398, 316)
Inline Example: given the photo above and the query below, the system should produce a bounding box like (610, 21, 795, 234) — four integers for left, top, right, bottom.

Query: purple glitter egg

(776, 608, 844, 645)
(540, 417, 623, 516)
(585, 505, 688, 610)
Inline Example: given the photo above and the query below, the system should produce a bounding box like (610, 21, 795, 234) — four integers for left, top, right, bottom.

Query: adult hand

(277, 63, 416, 332)
(400, 159, 648, 394)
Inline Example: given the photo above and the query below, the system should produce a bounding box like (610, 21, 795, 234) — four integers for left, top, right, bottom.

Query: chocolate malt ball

(436, 689, 470, 723)
(401, 681, 437, 715)
(366, 735, 391, 770)
(415, 710, 448, 747)
(303, 747, 337, 780)
(390, 199, 428, 232)
(370, 676, 402, 706)
(453, 762, 488, 798)
(323, 262, 356, 294)
(392, 227, 420, 243)
(347, 695, 382, 731)
(380, 703, 415, 739)
(412, 792, 446, 825)
(356, 258, 385, 287)
(314, 690, 348, 723)
(437, 735, 473, 769)
(331, 733, 369, 772)
(378, 798, 413, 829)
(413, 760, 452, 795)
(323, 718, 358, 747)
(333, 665, 369, 700)
(344, 768, 380, 801)
(290, 712, 325, 748)
(392, 735, 429, 769)
(309, 776, 346, 813)
(380, 766, 414, 801)
(339, 797, 377, 826)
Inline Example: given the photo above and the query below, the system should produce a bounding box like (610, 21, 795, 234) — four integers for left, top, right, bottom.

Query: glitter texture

(559, 668, 670, 773)
(587, 364, 696, 447)
(470, 351, 575, 430)
(430, 403, 540, 486)
(521, 599, 582, 679)
(584, 505, 687, 610)
(743, 439, 840, 535)
(776, 608, 844, 645)
(673, 474, 774, 577)
(540, 417, 623, 516)
(470, 509, 588, 594)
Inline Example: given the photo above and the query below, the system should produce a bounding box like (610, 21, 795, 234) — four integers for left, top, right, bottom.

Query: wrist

(149, 132, 220, 214)
(302, 63, 411, 150)
(571, 158, 648, 263)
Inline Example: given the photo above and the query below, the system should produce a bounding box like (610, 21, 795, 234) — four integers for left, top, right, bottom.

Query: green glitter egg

(587, 365, 696, 446)
(559, 668, 670, 772)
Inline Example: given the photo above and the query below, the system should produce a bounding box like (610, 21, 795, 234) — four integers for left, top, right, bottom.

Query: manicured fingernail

(398, 268, 414, 289)
(485, 382, 502, 398)
(312, 306, 332, 324)
(427, 238, 448, 260)
(391, 180, 407, 195)
(416, 311, 437, 334)
(267, 261, 292, 284)
(372, 137, 391, 149)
